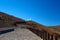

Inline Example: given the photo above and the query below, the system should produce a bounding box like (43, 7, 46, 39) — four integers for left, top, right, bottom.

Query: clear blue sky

(0, 0, 60, 26)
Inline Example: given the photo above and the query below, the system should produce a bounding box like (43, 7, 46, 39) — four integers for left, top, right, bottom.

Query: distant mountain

(47, 26, 60, 35)
(54, 26, 60, 30)
(48, 26, 60, 30)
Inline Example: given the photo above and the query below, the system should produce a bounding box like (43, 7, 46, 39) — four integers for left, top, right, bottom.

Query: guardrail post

(50, 35, 53, 40)
(55, 36, 57, 40)
(47, 33, 50, 40)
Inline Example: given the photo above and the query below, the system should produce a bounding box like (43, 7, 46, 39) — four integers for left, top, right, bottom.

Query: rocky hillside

(0, 12, 25, 28)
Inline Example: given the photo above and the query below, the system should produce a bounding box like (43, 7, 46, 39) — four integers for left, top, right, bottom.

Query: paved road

(0, 27, 43, 40)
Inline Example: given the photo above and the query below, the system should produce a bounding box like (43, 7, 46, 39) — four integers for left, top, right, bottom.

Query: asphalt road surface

(0, 27, 43, 40)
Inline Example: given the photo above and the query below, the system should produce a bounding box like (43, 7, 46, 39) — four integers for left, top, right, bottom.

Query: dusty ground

(0, 27, 43, 40)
